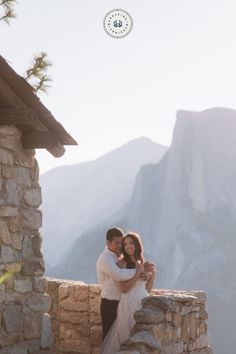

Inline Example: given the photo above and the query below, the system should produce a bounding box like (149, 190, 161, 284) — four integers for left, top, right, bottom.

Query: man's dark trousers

(101, 298, 119, 339)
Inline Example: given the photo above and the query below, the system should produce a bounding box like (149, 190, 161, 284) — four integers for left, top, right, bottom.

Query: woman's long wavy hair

(122, 232, 144, 268)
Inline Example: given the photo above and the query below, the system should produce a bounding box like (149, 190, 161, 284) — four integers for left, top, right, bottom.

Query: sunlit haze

(2, 0, 236, 172)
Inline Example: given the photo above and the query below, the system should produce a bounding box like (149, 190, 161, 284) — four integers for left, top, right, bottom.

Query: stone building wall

(0, 126, 52, 354)
(46, 278, 213, 354)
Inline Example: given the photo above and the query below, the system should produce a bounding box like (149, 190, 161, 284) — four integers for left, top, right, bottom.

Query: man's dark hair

(106, 227, 124, 241)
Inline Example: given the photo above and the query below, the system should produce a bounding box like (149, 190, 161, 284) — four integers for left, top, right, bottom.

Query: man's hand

(135, 261, 144, 277)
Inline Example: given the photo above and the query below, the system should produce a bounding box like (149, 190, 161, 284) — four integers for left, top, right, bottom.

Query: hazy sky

(2, 0, 236, 173)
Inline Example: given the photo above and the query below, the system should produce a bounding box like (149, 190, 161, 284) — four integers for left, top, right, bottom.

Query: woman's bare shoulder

(117, 258, 127, 268)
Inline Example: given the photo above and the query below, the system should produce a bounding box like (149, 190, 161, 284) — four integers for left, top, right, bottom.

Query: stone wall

(0, 126, 52, 354)
(46, 278, 102, 354)
(46, 278, 213, 354)
(119, 289, 213, 354)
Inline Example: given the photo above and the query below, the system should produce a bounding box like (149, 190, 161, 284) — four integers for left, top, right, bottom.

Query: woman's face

(124, 237, 136, 256)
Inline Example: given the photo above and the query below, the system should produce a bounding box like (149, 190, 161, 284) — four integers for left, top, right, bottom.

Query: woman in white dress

(100, 232, 156, 354)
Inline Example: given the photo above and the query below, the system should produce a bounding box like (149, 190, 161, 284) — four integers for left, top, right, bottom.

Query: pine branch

(34, 75, 52, 94)
(0, 0, 16, 6)
(0, 8, 15, 23)
(25, 52, 52, 94)
(0, 0, 17, 24)
(1, 1, 52, 94)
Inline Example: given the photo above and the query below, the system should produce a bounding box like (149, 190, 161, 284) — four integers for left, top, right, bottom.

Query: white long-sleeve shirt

(96, 247, 136, 300)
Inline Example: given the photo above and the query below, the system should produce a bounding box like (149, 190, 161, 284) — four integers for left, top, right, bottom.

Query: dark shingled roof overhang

(0, 55, 77, 157)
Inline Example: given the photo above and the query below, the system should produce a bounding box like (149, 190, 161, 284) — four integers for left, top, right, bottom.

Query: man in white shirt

(96, 227, 144, 339)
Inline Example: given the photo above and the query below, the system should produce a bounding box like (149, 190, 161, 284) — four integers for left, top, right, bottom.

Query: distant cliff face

(125, 108, 236, 354)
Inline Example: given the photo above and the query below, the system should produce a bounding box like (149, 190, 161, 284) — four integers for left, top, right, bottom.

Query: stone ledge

(46, 279, 213, 354)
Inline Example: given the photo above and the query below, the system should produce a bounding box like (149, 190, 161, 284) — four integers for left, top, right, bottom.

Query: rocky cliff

(125, 108, 236, 354)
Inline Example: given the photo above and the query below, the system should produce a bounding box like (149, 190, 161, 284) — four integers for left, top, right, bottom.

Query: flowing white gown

(100, 279, 149, 354)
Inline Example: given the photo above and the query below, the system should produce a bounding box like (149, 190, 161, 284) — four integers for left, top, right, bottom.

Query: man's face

(107, 236, 123, 256)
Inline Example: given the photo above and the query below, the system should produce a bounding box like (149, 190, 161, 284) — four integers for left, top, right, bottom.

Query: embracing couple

(96, 227, 157, 354)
